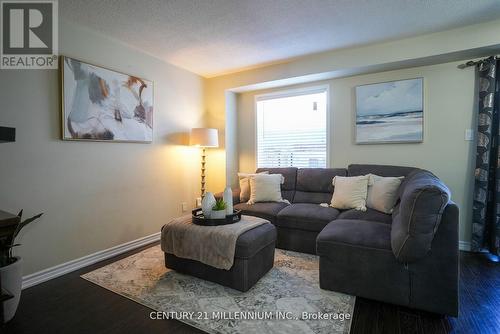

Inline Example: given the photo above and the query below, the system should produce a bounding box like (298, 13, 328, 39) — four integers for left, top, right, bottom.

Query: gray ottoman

(164, 222, 276, 292)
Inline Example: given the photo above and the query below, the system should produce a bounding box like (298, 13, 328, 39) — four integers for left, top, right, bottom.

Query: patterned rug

(82, 245, 355, 334)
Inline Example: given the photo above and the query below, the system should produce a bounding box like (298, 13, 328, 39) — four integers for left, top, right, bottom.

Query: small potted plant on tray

(211, 199, 227, 219)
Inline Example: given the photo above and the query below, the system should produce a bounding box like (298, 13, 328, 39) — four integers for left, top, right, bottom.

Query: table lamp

(190, 128, 219, 197)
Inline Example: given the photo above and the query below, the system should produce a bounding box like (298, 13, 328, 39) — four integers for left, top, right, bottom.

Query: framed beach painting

(61, 56, 154, 142)
(355, 78, 423, 144)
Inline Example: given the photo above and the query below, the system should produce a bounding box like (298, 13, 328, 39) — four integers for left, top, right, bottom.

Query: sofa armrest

(214, 188, 241, 205)
(391, 171, 451, 263)
(408, 201, 459, 316)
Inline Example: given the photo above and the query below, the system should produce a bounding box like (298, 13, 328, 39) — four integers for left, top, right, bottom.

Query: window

(256, 87, 328, 168)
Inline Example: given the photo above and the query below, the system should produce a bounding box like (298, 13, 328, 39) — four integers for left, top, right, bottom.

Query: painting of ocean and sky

(355, 78, 423, 144)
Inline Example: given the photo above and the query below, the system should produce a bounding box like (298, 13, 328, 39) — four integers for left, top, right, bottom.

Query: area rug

(82, 245, 355, 334)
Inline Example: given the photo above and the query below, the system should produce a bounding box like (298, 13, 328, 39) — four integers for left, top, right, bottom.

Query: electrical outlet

(196, 197, 202, 207)
(181, 202, 188, 212)
(465, 128, 474, 141)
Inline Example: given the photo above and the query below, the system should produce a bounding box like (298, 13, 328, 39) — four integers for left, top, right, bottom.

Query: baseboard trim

(459, 240, 471, 251)
(22, 232, 161, 290)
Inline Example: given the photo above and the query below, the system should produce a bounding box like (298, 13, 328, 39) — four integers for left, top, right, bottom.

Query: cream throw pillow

(238, 172, 268, 202)
(330, 175, 369, 211)
(367, 174, 404, 214)
(248, 174, 289, 205)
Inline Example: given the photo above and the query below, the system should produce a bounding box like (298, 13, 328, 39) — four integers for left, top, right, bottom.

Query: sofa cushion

(293, 168, 347, 204)
(337, 208, 392, 224)
(276, 203, 340, 232)
(367, 174, 404, 214)
(391, 171, 450, 263)
(348, 164, 419, 177)
(316, 220, 392, 258)
(256, 167, 297, 202)
(330, 175, 369, 211)
(238, 171, 268, 202)
(248, 174, 288, 204)
(234, 202, 289, 223)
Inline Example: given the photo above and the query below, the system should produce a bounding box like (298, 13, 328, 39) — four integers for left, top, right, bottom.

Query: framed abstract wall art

(355, 77, 423, 144)
(61, 56, 154, 142)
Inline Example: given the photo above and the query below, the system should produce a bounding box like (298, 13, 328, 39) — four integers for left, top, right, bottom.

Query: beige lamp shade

(190, 128, 219, 147)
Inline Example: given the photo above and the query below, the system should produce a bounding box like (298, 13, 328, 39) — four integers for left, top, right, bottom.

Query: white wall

(236, 61, 476, 243)
(0, 20, 205, 275)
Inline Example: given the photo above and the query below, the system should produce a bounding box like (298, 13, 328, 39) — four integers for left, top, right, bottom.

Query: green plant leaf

(1, 211, 43, 267)
(12, 213, 43, 240)
(212, 198, 227, 211)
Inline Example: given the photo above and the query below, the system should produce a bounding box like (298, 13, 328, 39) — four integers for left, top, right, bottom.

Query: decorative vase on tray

(223, 187, 233, 215)
(201, 192, 216, 218)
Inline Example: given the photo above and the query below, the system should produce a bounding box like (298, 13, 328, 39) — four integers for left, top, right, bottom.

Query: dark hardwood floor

(3, 245, 499, 334)
(350, 252, 500, 334)
(3, 242, 204, 334)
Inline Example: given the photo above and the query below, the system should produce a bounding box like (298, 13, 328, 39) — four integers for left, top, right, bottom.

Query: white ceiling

(60, 0, 500, 78)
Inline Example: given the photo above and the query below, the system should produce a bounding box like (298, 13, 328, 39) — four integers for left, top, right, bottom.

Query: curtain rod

(457, 55, 499, 69)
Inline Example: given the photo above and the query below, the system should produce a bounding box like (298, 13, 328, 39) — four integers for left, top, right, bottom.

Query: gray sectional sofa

(229, 164, 459, 316)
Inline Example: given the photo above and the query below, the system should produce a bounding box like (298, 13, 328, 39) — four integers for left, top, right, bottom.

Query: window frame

(253, 84, 331, 169)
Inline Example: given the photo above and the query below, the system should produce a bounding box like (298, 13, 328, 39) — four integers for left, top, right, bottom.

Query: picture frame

(60, 56, 154, 143)
(355, 77, 423, 144)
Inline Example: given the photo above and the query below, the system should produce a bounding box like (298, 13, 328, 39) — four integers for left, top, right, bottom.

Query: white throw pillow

(367, 174, 404, 214)
(238, 172, 268, 202)
(248, 174, 289, 205)
(330, 175, 369, 211)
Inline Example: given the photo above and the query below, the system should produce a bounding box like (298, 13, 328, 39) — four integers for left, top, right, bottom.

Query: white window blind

(256, 88, 328, 168)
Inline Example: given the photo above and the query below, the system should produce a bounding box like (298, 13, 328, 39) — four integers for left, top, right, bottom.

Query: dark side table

(0, 210, 20, 324)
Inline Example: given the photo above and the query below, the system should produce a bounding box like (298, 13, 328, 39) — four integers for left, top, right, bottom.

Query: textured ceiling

(60, 0, 500, 77)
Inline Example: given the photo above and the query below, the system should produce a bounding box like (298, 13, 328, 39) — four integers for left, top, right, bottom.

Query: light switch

(465, 129, 474, 141)
(181, 202, 188, 212)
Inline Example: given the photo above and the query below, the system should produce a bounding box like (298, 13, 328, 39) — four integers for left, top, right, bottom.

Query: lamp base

(200, 148, 206, 198)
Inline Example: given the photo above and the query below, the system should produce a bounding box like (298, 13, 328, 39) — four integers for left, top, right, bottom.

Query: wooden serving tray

(192, 208, 242, 226)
